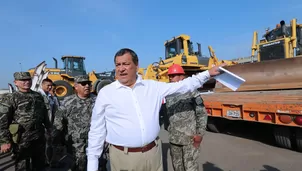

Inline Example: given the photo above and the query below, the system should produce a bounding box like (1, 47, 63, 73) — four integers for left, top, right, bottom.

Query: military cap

(13, 72, 31, 80)
(74, 75, 91, 83)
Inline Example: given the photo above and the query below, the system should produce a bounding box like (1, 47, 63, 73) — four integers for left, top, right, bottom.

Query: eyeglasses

(79, 82, 91, 86)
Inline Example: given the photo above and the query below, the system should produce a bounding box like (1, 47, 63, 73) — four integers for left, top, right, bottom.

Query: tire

(53, 80, 73, 100)
(273, 126, 292, 150)
(92, 80, 100, 94)
(207, 117, 221, 133)
(96, 80, 112, 94)
(295, 128, 302, 152)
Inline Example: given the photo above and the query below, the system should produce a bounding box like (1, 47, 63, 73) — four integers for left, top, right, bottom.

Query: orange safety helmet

(168, 64, 185, 75)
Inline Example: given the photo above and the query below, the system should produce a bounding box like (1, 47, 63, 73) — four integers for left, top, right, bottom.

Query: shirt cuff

(87, 155, 99, 171)
(204, 70, 210, 78)
(197, 70, 211, 82)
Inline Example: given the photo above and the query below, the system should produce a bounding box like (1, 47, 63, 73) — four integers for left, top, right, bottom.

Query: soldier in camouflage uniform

(0, 72, 52, 171)
(164, 64, 208, 171)
(52, 75, 108, 171)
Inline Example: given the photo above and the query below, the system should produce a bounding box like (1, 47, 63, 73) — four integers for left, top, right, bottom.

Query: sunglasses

(79, 82, 91, 86)
(17, 79, 31, 81)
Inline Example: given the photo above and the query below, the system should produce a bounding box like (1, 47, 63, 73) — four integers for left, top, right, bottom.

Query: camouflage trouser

(170, 143, 200, 171)
(14, 138, 47, 171)
(70, 141, 109, 171)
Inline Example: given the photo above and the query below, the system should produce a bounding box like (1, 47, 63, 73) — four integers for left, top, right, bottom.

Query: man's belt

(113, 140, 156, 153)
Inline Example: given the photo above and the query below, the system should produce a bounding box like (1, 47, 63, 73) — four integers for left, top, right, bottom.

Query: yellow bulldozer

(251, 18, 302, 61)
(214, 18, 302, 92)
(28, 56, 114, 100)
(200, 18, 302, 152)
(138, 34, 237, 89)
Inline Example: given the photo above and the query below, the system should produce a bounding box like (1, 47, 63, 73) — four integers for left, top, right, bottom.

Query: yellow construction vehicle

(138, 34, 237, 88)
(251, 18, 302, 61)
(28, 56, 114, 100)
(203, 18, 302, 152)
(214, 18, 302, 92)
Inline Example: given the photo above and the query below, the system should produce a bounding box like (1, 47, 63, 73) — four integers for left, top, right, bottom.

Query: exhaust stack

(53, 57, 58, 68)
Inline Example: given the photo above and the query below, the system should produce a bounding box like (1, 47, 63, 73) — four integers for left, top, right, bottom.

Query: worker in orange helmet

(167, 63, 186, 82)
(163, 64, 208, 171)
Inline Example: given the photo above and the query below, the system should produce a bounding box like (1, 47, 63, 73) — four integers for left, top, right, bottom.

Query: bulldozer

(28, 56, 114, 100)
(251, 18, 302, 61)
(214, 18, 302, 92)
(138, 34, 237, 89)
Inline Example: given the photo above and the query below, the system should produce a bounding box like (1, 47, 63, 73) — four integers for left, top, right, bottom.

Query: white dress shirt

(86, 70, 211, 171)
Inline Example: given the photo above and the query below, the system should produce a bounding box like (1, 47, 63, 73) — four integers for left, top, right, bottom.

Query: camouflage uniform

(164, 90, 208, 171)
(0, 72, 52, 171)
(52, 75, 109, 171)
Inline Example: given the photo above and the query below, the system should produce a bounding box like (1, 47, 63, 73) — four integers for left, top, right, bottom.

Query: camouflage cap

(13, 72, 31, 80)
(74, 75, 91, 83)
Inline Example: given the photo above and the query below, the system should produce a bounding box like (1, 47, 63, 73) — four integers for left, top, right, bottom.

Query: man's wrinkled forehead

(115, 54, 132, 63)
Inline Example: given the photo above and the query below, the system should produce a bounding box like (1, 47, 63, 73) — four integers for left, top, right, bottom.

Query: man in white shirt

(86, 48, 224, 171)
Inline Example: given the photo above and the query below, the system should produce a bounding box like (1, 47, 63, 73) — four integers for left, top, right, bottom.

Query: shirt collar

(115, 74, 145, 89)
(38, 88, 48, 96)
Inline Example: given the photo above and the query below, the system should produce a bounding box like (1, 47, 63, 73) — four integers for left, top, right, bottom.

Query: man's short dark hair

(42, 78, 53, 84)
(114, 48, 139, 65)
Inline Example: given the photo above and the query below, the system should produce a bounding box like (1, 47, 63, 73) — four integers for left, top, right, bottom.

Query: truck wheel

(273, 126, 292, 150)
(96, 80, 112, 94)
(207, 117, 221, 133)
(54, 80, 73, 100)
(295, 128, 302, 152)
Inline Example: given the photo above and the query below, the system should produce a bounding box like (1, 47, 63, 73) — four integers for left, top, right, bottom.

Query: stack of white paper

(214, 67, 246, 91)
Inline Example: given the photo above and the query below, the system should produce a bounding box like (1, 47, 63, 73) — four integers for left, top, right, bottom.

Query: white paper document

(214, 67, 246, 91)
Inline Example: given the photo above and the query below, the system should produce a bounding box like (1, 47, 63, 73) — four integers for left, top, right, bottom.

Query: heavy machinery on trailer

(201, 18, 302, 152)
(138, 34, 237, 89)
(28, 56, 114, 100)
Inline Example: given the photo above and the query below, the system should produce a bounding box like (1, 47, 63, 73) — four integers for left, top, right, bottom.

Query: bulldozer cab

(61, 56, 87, 77)
(164, 34, 209, 66)
(165, 37, 196, 59)
(252, 18, 302, 61)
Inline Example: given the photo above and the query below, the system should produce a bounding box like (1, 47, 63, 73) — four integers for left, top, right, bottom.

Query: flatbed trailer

(201, 89, 302, 152)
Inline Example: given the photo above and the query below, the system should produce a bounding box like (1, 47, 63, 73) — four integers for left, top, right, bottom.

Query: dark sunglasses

(79, 82, 91, 86)
(17, 79, 31, 81)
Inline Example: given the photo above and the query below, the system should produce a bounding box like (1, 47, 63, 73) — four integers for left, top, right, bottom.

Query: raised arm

(86, 90, 107, 171)
(157, 70, 211, 98)
(157, 64, 224, 98)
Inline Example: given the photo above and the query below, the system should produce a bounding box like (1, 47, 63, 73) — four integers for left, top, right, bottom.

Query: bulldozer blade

(214, 56, 302, 92)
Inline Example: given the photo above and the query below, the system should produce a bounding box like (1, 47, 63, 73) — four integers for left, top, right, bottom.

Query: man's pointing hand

(208, 63, 227, 77)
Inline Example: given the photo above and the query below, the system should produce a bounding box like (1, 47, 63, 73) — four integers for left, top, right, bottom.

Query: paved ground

(1, 121, 302, 171)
